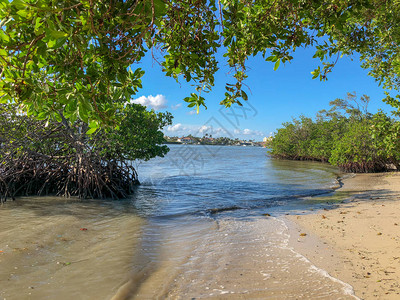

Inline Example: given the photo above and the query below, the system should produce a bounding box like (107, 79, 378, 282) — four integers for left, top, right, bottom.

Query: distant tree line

(268, 93, 400, 173)
(165, 135, 262, 146)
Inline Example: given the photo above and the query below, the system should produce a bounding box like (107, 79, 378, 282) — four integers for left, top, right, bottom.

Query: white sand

(288, 172, 400, 299)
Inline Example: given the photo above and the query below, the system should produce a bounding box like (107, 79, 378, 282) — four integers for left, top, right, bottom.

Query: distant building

(202, 137, 215, 143)
(177, 136, 195, 144)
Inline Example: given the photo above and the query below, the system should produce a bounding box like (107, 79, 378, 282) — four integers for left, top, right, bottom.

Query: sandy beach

(288, 172, 400, 299)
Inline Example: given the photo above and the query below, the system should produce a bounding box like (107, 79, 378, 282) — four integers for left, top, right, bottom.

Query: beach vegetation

(269, 93, 400, 172)
(0, 103, 171, 201)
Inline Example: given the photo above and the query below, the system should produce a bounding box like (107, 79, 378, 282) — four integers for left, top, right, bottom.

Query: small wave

(277, 218, 360, 299)
(207, 206, 242, 215)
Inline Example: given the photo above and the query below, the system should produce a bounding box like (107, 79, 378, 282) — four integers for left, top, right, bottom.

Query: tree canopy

(1, 0, 400, 128)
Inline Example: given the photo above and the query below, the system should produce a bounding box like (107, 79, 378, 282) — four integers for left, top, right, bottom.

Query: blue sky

(133, 47, 394, 141)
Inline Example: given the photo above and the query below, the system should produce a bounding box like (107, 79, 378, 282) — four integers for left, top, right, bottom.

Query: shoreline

(286, 172, 400, 299)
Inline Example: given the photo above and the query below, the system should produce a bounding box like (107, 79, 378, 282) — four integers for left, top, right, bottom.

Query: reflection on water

(0, 146, 357, 299)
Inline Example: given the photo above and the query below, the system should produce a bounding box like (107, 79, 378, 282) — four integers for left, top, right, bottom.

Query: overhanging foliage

(1, 0, 400, 127)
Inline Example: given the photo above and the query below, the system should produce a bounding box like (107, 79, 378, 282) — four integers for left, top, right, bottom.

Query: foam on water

(275, 217, 360, 299)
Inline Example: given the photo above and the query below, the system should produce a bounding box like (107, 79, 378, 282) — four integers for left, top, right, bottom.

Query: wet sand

(288, 172, 400, 299)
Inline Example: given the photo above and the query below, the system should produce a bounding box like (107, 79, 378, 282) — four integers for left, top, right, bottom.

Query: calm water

(134, 145, 341, 218)
(0, 145, 357, 299)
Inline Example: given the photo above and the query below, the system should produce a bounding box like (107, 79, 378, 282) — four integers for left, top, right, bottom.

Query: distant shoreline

(163, 142, 264, 147)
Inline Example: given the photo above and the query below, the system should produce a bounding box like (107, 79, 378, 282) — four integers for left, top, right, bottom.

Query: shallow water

(0, 145, 357, 299)
(0, 198, 145, 300)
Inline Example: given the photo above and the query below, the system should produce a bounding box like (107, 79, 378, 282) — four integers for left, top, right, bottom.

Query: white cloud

(234, 128, 264, 136)
(243, 128, 252, 135)
(187, 110, 197, 115)
(166, 123, 183, 132)
(171, 103, 182, 110)
(199, 125, 211, 134)
(195, 125, 227, 137)
(163, 123, 231, 138)
(132, 94, 167, 110)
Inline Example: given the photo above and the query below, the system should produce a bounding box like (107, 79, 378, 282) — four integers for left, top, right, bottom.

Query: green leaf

(265, 55, 275, 62)
(47, 39, 57, 48)
(11, 0, 27, 10)
(184, 96, 194, 103)
(54, 113, 62, 122)
(78, 104, 89, 123)
(36, 112, 47, 120)
(81, 98, 93, 112)
(86, 127, 97, 135)
(35, 17, 42, 31)
(0, 31, 9, 42)
(311, 71, 319, 79)
(46, 28, 68, 39)
(273, 59, 281, 71)
(0, 93, 10, 103)
(241, 90, 248, 101)
(16, 10, 28, 18)
(53, 37, 67, 48)
(69, 112, 77, 124)
(89, 120, 98, 128)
